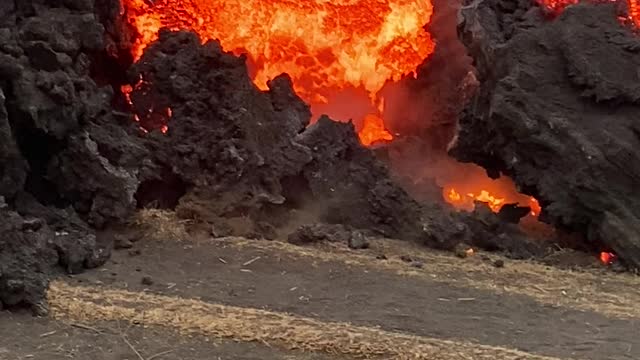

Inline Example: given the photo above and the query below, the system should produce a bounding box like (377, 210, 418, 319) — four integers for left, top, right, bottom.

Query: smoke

(377, 0, 484, 203)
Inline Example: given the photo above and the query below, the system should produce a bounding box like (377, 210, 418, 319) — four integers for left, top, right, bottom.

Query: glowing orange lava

(359, 114, 394, 146)
(121, 0, 435, 144)
(446, 187, 540, 214)
(539, 0, 640, 27)
(443, 166, 541, 216)
(600, 251, 617, 265)
(121, 79, 172, 133)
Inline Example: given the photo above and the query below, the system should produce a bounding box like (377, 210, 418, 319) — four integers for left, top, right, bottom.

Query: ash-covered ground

(0, 0, 634, 312)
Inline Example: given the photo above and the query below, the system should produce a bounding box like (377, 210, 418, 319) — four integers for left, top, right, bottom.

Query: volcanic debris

(454, 0, 640, 267)
(3, 0, 638, 313)
(0, 0, 141, 311)
(0, 6, 466, 309)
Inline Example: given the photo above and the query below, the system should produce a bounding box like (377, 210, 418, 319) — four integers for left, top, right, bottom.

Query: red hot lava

(122, 0, 637, 219)
(121, 0, 548, 214)
(121, 0, 436, 145)
(600, 251, 617, 265)
(539, 0, 640, 26)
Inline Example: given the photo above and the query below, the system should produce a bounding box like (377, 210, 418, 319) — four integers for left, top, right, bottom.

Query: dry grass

(219, 237, 640, 319)
(48, 282, 563, 360)
(132, 209, 191, 242)
(129, 209, 640, 319)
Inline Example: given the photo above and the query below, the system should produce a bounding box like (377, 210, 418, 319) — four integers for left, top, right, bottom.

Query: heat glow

(539, 0, 640, 27)
(600, 251, 617, 265)
(121, 0, 435, 144)
(441, 164, 542, 216)
(446, 188, 541, 215)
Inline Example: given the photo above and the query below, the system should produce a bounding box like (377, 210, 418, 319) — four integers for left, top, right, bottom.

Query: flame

(631, 0, 640, 25)
(600, 251, 617, 265)
(121, 0, 435, 145)
(539, 0, 640, 27)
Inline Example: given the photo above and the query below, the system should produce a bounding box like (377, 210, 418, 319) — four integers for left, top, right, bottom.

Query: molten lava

(539, 0, 640, 27)
(121, 78, 172, 133)
(121, 0, 435, 144)
(360, 114, 394, 146)
(600, 251, 617, 265)
(446, 187, 541, 215)
(442, 164, 542, 216)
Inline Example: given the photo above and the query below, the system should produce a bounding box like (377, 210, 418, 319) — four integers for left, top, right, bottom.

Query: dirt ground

(2, 213, 640, 359)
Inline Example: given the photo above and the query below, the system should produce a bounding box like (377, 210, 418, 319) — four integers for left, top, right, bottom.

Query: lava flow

(121, 0, 435, 144)
(441, 163, 542, 216)
(446, 187, 541, 215)
(122, 0, 545, 214)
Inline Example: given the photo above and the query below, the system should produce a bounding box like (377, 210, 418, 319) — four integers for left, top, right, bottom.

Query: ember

(121, 76, 172, 133)
(600, 251, 617, 265)
(121, 0, 435, 144)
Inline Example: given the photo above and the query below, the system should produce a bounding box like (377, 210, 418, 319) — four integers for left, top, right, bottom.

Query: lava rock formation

(3, 0, 626, 312)
(0, 0, 144, 311)
(125, 30, 470, 248)
(454, 1, 640, 267)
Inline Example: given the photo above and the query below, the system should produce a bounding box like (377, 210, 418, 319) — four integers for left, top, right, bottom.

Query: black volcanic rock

(295, 116, 428, 241)
(127, 30, 313, 218)
(0, 208, 58, 311)
(125, 31, 483, 249)
(0, 0, 145, 308)
(454, 1, 640, 267)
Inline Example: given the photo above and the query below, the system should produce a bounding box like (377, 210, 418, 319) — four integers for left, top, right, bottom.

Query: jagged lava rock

(453, 2, 640, 267)
(0, 209, 57, 311)
(0, 0, 145, 308)
(128, 30, 313, 218)
(126, 30, 476, 249)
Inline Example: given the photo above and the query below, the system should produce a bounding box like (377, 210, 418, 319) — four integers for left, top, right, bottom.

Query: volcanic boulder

(127, 30, 313, 219)
(453, 1, 640, 267)
(0, 208, 58, 311)
(0, 0, 145, 308)
(294, 116, 429, 241)
(124, 30, 481, 249)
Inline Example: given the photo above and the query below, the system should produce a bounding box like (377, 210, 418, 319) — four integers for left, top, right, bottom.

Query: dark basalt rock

(127, 31, 471, 249)
(0, 0, 144, 308)
(127, 30, 313, 220)
(295, 116, 428, 241)
(0, 209, 58, 310)
(454, 1, 640, 267)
